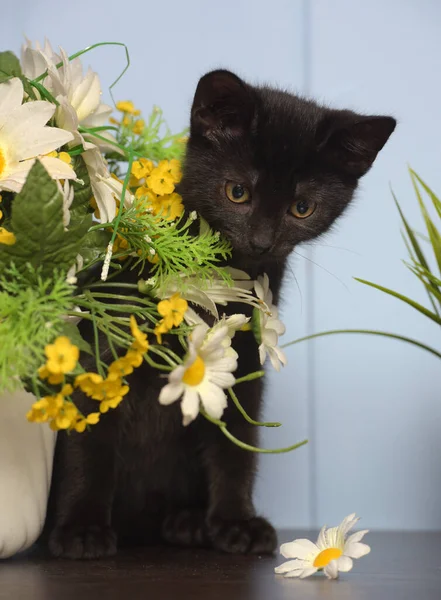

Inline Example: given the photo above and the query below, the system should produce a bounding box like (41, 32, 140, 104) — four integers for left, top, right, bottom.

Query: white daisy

(184, 308, 249, 360)
(254, 273, 287, 371)
(275, 513, 371, 580)
(159, 323, 237, 425)
(0, 78, 75, 193)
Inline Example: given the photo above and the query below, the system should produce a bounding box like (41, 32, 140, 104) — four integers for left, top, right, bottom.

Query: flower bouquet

(0, 40, 305, 557)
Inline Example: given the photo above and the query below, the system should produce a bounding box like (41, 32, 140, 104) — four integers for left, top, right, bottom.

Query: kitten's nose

(250, 234, 273, 254)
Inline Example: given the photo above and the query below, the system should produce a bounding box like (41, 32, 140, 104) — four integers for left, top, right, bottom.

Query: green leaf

(59, 321, 93, 355)
(355, 277, 441, 326)
(0, 161, 91, 278)
(70, 156, 94, 224)
(0, 51, 22, 80)
(409, 170, 441, 277)
(78, 229, 112, 266)
(410, 169, 441, 220)
(393, 189, 440, 315)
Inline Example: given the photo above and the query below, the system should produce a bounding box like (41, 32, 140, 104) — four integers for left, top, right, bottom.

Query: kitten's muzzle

(250, 232, 274, 255)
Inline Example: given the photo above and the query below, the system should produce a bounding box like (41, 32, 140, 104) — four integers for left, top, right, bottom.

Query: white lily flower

(82, 148, 134, 223)
(159, 323, 237, 425)
(0, 78, 75, 193)
(57, 179, 74, 228)
(275, 513, 371, 580)
(21, 41, 117, 152)
(156, 268, 258, 319)
(254, 273, 287, 371)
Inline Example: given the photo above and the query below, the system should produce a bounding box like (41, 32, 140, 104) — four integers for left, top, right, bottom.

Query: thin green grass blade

(281, 329, 441, 360)
(355, 278, 441, 325)
(410, 169, 441, 220)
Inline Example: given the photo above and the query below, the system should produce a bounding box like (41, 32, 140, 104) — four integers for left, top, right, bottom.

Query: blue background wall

(5, 0, 441, 530)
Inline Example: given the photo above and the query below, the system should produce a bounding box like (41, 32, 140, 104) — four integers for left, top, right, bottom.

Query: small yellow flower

(45, 336, 79, 375)
(130, 315, 149, 353)
(74, 412, 100, 433)
(75, 372, 104, 395)
(116, 100, 140, 115)
(146, 165, 175, 196)
(154, 319, 169, 344)
(0, 208, 2, 220)
(125, 349, 144, 367)
(131, 158, 154, 180)
(99, 395, 125, 413)
(158, 192, 184, 221)
(109, 116, 120, 125)
(122, 115, 130, 127)
(0, 227, 16, 245)
(108, 354, 136, 377)
(132, 119, 145, 135)
(58, 152, 72, 165)
(51, 401, 79, 430)
(157, 293, 188, 329)
(38, 364, 64, 385)
(168, 159, 182, 184)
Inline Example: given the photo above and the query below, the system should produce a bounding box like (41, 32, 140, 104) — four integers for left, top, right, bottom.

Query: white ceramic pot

(0, 388, 56, 558)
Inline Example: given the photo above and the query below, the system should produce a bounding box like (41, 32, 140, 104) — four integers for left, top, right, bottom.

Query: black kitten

(45, 70, 395, 559)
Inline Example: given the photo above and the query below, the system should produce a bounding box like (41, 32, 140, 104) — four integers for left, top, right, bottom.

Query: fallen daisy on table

(275, 513, 370, 580)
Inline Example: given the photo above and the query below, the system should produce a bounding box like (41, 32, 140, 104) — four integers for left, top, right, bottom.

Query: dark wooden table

(1, 531, 440, 600)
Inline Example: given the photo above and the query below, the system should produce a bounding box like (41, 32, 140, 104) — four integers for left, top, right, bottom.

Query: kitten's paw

(162, 510, 207, 547)
(207, 516, 277, 555)
(48, 524, 117, 559)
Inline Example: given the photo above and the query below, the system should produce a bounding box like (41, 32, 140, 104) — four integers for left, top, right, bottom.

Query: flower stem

(228, 388, 281, 428)
(234, 370, 265, 385)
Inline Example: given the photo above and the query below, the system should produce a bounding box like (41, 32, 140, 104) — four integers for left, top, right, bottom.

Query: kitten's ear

(317, 113, 396, 178)
(191, 70, 255, 138)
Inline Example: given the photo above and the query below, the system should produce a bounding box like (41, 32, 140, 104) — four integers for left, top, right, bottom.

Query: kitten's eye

(290, 199, 317, 219)
(225, 181, 251, 204)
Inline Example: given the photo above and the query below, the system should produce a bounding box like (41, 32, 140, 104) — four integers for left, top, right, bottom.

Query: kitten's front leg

(203, 378, 277, 555)
(46, 394, 119, 559)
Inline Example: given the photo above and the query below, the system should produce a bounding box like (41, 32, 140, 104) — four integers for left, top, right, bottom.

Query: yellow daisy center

(313, 547, 343, 568)
(0, 147, 6, 177)
(182, 355, 205, 386)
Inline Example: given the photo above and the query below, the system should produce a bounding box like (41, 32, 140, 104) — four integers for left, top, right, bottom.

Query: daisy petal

(280, 538, 319, 559)
(345, 529, 369, 545)
(200, 383, 227, 420)
(345, 542, 371, 559)
(39, 156, 76, 181)
(181, 388, 200, 425)
(324, 560, 339, 579)
(337, 556, 353, 572)
(274, 559, 308, 574)
(299, 567, 319, 579)
(338, 513, 359, 537)
(159, 382, 184, 405)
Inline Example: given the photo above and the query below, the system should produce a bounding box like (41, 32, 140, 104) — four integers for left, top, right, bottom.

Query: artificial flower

(129, 315, 149, 353)
(157, 293, 188, 329)
(253, 273, 287, 371)
(132, 119, 145, 135)
(0, 228, 16, 245)
(116, 100, 140, 115)
(82, 147, 134, 222)
(146, 161, 176, 195)
(44, 336, 79, 375)
(73, 412, 100, 433)
(159, 323, 237, 425)
(21, 41, 116, 152)
(155, 268, 258, 319)
(131, 158, 154, 181)
(0, 78, 75, 193)
(38, 364, 64, 385)
(275, 513, 370, 580)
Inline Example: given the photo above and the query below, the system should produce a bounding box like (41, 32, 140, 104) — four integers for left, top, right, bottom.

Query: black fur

(45, 70, 395, 559)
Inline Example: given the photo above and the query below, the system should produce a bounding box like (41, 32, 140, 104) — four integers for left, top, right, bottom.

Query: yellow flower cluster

(131, 158, 184, 222)
(27, 337, 100, 432)
(75, 316, 148, 414)
(154, 293, 188, 343)
(28, 318, 149, 431)
(111, 100, 145, 136)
